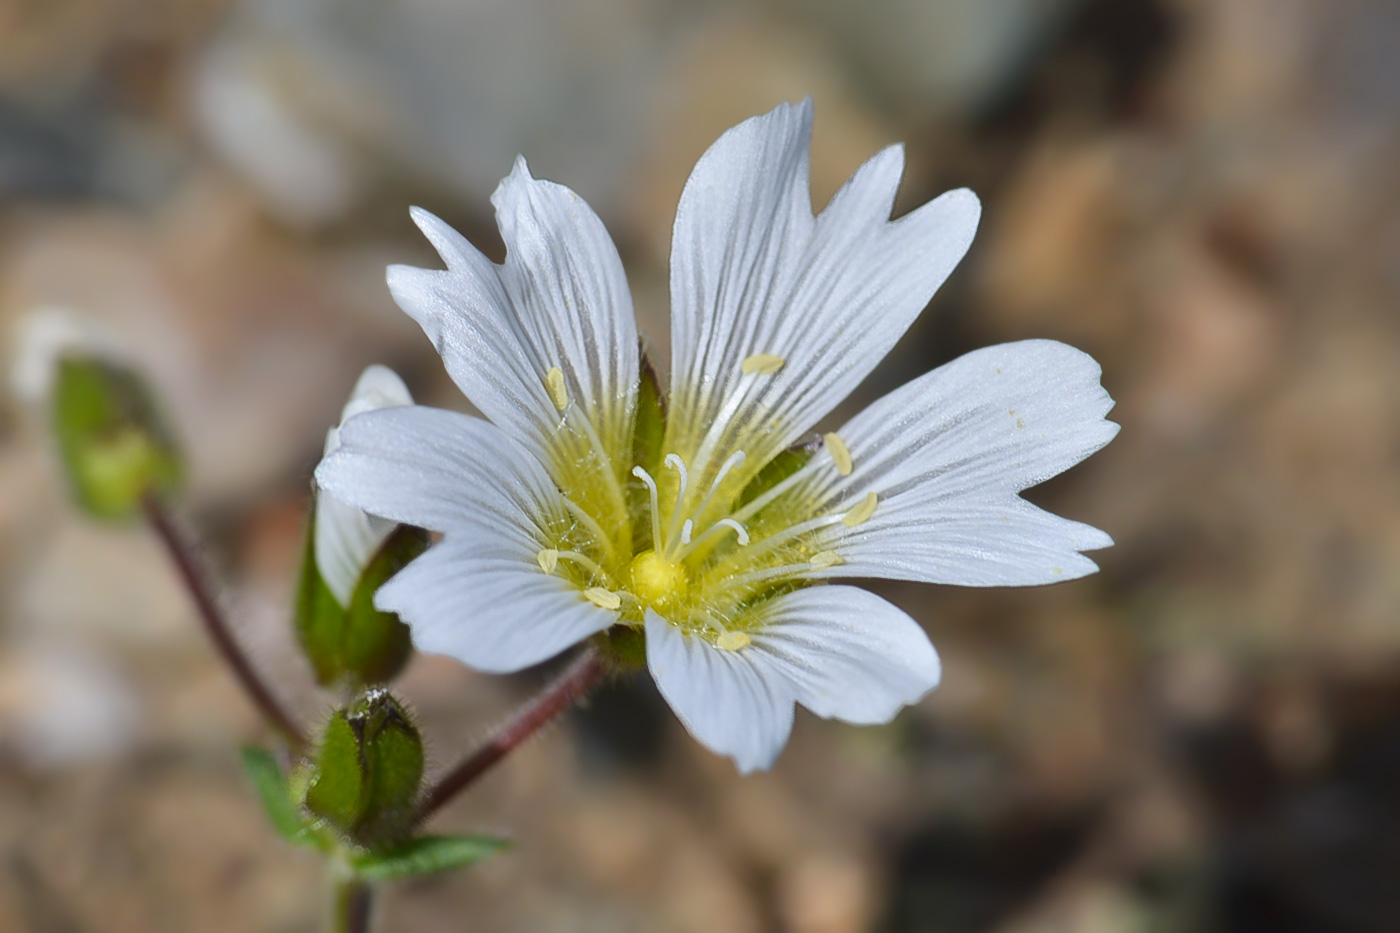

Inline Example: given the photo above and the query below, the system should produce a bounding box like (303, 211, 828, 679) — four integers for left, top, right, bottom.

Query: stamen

(716, 631, 751, 651)
(681, 519, 694, 544)
(545, 367, 569, 410)
(583, 587, 622, 610)
(662, 454, 690, 554)
(663, 453, 689, 494)
(842, 491, 878, 527)
(684, 516, 751, 553)
(536, 549, 559, 573)
(716, 518, 749, 546)
(741, 353, 785, 375)
(631, 466, 663, 553)
(810, 550, 844, 568)
(688, 450, 746, 531)
(556, 550, 609, 580)
(823, 432, 854, 476)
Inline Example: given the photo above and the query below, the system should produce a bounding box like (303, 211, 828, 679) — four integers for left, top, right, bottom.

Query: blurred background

(3, 0, 1399, 930)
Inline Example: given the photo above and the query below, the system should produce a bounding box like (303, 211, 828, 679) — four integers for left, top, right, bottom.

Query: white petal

(387, 159, 638, 484)
(747, 586, 940, 724)
(315, 365, 413, 605)
(336, 364, 412, 425)
(316, 406, 564, 554)
(316, 406, 616, 672)
(375, 539, 615, 673)
(666, 100, 980, 482)
(789, 340, 1119, 586)
(645, 611, 794, 774)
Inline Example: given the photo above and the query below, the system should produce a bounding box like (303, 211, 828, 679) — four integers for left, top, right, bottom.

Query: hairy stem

(142, 494, 307, 750)
(415, 648, 606, 824)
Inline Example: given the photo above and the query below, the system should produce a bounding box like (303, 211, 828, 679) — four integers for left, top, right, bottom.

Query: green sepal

(353, 693, 425, 845)
(295, 511, 426, 689)
(294, 508, 345, 685)
(303, 691, 425, 846)
(51, 356, 182, 519)
(630, 345, 667, 550)
(595, 624, 646, 670)
(738, 437, 816, 508)
(240, 746, 323, 848)
(304, 711, 367, 833)
(342, 526, 427, 686)
(351, 834, 508, 882)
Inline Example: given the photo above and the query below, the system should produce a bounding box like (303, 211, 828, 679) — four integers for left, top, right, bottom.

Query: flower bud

(296, 365, 422, 687)
(303, 689, 424, 846)
(51, 355, 183, 519)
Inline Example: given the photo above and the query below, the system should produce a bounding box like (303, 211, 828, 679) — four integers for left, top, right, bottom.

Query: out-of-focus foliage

(3, 0, 1399, 931)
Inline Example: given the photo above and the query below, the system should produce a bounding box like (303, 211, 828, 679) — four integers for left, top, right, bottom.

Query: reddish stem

(142, 494, 307, 750)
(415, 648, 606, 824)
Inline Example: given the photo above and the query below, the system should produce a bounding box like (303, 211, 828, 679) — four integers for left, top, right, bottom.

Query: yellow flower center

(627, 549, 689, 610)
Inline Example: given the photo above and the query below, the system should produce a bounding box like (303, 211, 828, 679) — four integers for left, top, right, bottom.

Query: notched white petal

(790, 340, 1118, 587)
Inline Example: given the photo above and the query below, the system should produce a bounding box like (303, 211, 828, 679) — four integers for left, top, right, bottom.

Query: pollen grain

(583, 587, 622, 610)
(823, 432, 854, 475)
(741, 353, 785, 376)
(842, 491, 878, 527)
(545, 367, 569, 410)
(716, 631, 751, 651)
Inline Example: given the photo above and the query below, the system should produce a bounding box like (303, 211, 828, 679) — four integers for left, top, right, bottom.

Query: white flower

(314, 364, 413, 606)
(316, 101, 1119, 772)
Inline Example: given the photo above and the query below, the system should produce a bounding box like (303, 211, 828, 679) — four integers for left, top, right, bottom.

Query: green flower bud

(304, 690, 425, 846)
(51, 356, 182, 519)
(295, 517, 427, 688)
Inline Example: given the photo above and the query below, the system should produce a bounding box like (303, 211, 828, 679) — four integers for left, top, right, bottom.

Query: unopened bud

(304, 690, 424, 846)
(51, 356, 183, 519)
(296, 520, 426, 688)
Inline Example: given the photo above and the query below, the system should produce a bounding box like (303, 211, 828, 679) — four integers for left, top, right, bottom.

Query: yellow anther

(823, 432, 854, 476)
(536, 548, 559, 573)
(842, 491, 878, 527)
(716, 631, 751, 652)
(545, 367, 569, 410)
(741, 353, 785, 376)
(583, 587, 621, 610)
(810, 550, 845, 568)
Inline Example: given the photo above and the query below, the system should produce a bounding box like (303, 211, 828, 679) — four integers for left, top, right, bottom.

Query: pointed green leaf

(304, 712, 367, 833)
(351, 834, 509, 882)
(240, 746, 321, 847)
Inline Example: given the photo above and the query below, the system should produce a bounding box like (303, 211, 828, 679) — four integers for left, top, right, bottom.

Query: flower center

(627, 550, 689, 610)
(630, 451, 750, 563)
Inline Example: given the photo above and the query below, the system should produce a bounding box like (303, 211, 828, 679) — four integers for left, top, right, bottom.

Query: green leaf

(351, 835, 509, 882)
(342, 526, 427, 686)
(304, 712, 366, 833)
(240, 746, 321, 847)
(51, 357, 182, 519)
